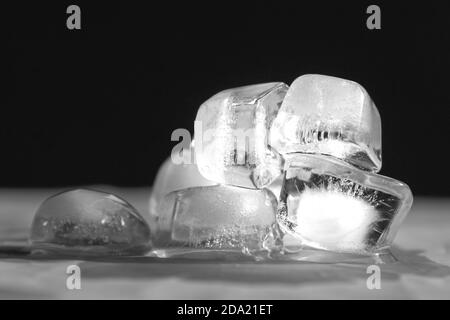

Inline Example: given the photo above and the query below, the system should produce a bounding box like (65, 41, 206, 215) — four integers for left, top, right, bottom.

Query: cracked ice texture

(270, 74, 382, 172)
(277, 154, 412, 254)
(152, 185, 278, 253)
(30, 189, 151, 256)
(195, 83, 288, 188)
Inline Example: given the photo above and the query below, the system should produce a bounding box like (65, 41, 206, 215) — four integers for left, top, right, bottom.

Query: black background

(4, 1, 450, 195)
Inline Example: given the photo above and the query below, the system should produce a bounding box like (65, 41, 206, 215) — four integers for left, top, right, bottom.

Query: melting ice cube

(30, 189, 151, 256)
(195, 82, 287, 188)
(149, 153, 217, 216)
(277, 154, 412, 254)
(152, 185, 280, 255)
(270, 74, 382, 172)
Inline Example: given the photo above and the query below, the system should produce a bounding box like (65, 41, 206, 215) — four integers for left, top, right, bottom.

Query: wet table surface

(0, 187, 449, 299)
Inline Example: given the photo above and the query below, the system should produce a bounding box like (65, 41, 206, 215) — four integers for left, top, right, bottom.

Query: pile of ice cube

(150, 74, 412, 256)
(29, 74, 413, 259)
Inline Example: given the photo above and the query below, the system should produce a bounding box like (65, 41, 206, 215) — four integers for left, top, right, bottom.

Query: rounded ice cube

(152, 185, 279, 255)
(30, 189, 151, 256)
(149, 154, 217, 217)
(270, 74, 382, 172)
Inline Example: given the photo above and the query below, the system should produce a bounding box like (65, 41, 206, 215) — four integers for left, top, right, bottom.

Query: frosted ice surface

(270, 74, 382, 172)
(152, 185, 279, 254)
(277, 154, 412, 254)
(30, 189, 151, 256)
(195, 83, 287, 188)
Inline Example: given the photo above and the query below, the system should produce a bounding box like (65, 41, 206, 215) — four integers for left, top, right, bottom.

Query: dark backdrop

(5, 1, 450, 195)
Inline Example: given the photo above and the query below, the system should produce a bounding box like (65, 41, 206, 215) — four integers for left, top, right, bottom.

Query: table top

(0, 187, 449, 299)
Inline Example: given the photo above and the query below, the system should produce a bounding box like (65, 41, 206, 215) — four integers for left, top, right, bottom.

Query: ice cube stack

(150, 83, 288, 256)
(151, 74, 413, 256)
(271, 75, 412, 254)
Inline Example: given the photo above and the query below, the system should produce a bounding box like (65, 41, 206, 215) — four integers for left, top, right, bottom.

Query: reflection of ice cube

(149, 154, 216, 217)
(277, 154, 412, 254)
(195, 83, 287, 188)
(152, 185, 279, 255)
(270, 74, 382, 172)
(30, 189, 151, 256)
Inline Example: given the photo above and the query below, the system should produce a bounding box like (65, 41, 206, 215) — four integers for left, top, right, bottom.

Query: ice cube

(149, 153, 217, 217)
(195, 82, 287, 188)
(152, 185, 279, 256)
(277, 154, 412, 254)
(266, 174, 283, 200)
(270, 74, 382, 172)
(30, 189, 151, 256)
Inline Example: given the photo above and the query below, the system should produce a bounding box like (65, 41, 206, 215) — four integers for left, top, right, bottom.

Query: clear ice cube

(266, 174, 283, 200)
(195, 82, 288, 188)
(152, 185, 279, 255)
(270, 74, 382, 172)
(30, 189, 152, 256)
(277, 154, 412, 254)
(149, 154, 217, 217)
